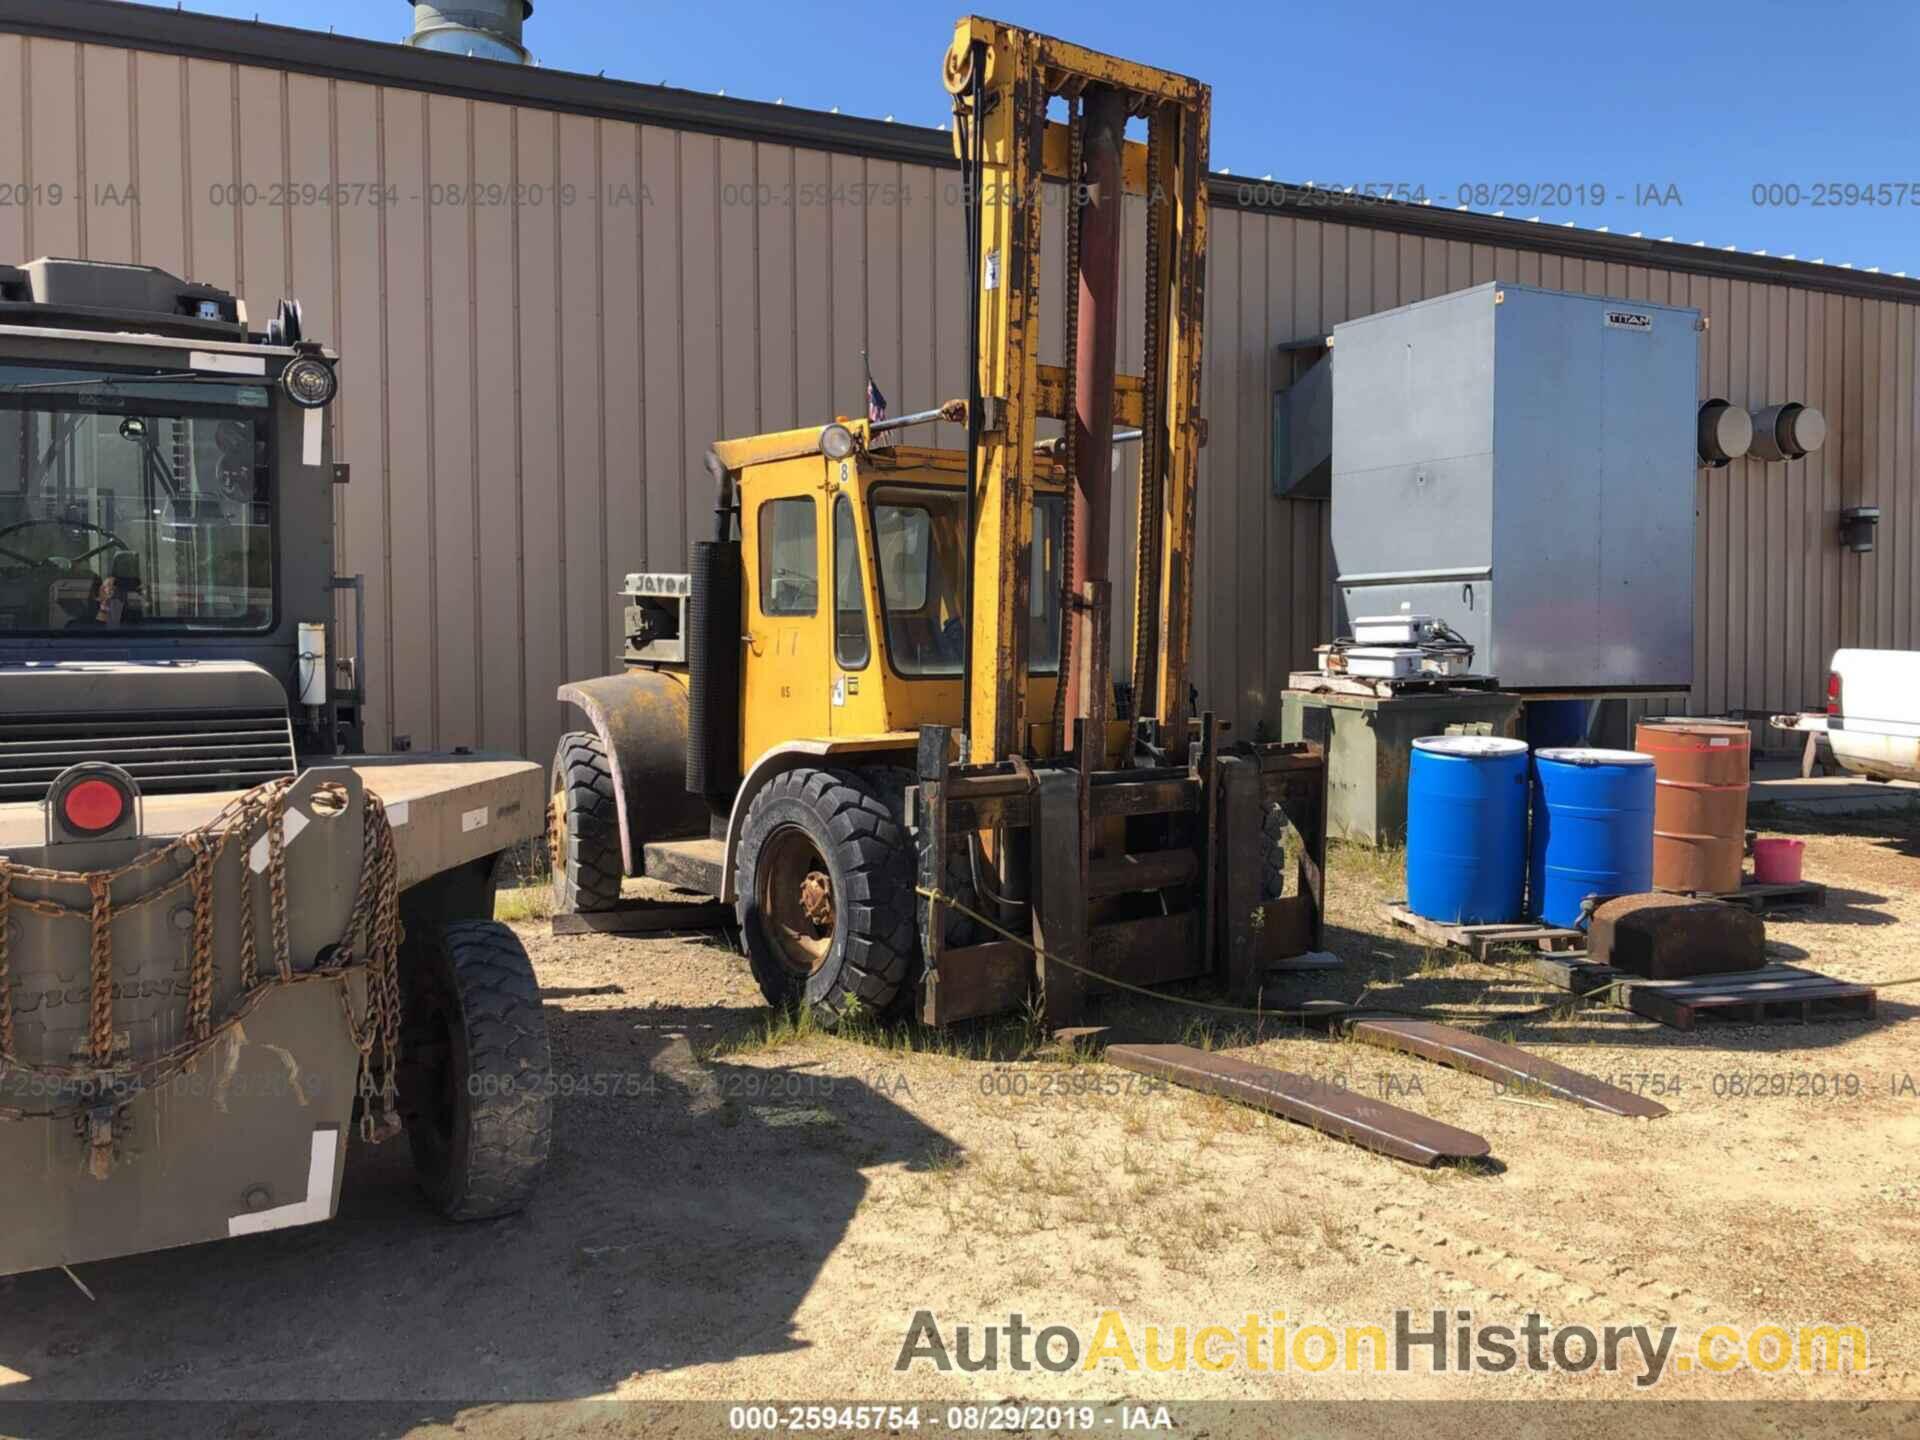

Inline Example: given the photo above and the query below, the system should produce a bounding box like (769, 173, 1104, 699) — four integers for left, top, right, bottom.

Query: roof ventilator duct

(404, 1, 533, 65)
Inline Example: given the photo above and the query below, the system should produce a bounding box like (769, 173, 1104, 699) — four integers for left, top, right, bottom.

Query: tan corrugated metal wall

(4, 34, 1916, 765)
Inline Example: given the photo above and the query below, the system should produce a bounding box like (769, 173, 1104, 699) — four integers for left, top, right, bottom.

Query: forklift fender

(557, 671, 710, 877)
(720, 735, 918, 902)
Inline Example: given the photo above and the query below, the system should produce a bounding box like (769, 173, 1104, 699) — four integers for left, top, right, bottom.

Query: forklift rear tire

(735, 766, 915, 1025)
(551, 731, 623, 912)
(398, 920, 554, 1221)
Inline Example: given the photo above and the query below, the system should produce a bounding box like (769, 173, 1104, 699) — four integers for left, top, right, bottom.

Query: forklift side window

(758, 498, 818, 616)
(872, 489, 962, 677)
(870, 485, 1062, 678)
(832, 496, 870, 668)
(875, 506, 933, 611)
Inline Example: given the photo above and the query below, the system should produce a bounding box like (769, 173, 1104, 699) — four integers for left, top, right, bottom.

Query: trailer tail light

(1826, 671, 1842, 717)
(58, 775, 130, 835)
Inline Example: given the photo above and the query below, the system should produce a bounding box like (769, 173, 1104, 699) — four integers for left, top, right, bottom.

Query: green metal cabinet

(1280, 688, 1523, 847)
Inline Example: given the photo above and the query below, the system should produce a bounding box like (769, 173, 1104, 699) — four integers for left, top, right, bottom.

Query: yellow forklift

(551, 16, 1327, 1030)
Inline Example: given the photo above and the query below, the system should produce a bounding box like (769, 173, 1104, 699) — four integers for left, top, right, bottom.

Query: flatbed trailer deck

(0, 754, 541, 890)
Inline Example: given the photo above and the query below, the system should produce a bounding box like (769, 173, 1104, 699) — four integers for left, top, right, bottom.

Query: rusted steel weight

(1634, 720, 1751, 894)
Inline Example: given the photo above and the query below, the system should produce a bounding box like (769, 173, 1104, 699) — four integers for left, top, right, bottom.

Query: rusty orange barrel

(1634, 720, 1751, 894)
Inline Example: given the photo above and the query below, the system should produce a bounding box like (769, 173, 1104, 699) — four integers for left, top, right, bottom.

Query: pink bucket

(1751, 837, 1806, 885)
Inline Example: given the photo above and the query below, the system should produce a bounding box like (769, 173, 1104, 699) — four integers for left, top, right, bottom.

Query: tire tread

(552, 731, 622, 913)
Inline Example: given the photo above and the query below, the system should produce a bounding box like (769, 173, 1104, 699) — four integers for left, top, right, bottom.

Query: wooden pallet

(1530, 953, 1876, 1030)
(1381, 904, 1586, 961)
(1674, 879, 1828, 914)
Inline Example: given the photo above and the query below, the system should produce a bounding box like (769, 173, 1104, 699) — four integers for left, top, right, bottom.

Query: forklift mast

(943, 16, 1210, 766)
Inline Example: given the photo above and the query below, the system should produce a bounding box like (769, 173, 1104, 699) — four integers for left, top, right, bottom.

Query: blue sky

(139, 0, 1914, 274)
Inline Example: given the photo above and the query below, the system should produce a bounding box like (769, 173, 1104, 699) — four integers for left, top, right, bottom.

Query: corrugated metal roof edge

(10, 0, 1918, 308)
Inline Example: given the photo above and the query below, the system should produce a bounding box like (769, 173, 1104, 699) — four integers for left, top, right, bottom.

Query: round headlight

(820, 423, 856, 461)
(282, 355, 338, 410)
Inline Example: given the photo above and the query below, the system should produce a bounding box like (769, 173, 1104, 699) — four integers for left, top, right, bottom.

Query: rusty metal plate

(1345, 1017, 1670, 1119)
(1105, 1043, 1491, 1166)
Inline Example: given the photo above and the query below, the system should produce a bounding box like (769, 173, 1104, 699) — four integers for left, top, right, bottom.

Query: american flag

(864, 351, 887, 424)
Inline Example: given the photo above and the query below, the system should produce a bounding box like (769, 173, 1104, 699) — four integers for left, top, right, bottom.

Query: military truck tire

(551, 731, 622, 912)
(399, 919, 554, 1221)
(735, 766, 915, 1025)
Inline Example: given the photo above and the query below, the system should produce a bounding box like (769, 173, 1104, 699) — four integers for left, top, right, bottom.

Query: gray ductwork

(1749, 402, 1827, 462)
(404, 1, 533, 64)
(1696, 398, 1752, 467)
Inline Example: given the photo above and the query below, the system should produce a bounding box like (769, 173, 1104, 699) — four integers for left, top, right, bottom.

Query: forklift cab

(731, 429, 1066, 760)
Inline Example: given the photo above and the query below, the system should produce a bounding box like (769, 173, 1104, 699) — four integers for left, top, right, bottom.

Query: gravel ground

(2, 812, 1916, 1437)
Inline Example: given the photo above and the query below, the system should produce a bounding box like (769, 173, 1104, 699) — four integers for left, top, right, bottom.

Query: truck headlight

(282, 355, 338, 410)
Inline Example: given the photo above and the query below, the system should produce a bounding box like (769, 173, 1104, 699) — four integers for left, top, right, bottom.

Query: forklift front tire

(735, 766, 916, 1025)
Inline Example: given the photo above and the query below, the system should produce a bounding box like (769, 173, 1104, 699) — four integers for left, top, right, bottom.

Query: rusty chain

(0, 779, 407, 1155)
(267, 783, 293, 983)
(185, 833, 216, 1047)
(335, 794, 405, 1143)
(238, 810, 261, 992)
(87, 873, 114, 1068)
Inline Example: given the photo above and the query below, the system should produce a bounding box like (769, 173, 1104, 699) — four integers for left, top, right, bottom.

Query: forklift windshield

(0, 364, 274, 633)
(870, 484, 1061, 677)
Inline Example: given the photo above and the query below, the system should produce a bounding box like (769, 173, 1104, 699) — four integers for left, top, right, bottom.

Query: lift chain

(1052, 97, 1085, 750)
(0, 778, 405, 1159)
(1131, 107, 1167, 714)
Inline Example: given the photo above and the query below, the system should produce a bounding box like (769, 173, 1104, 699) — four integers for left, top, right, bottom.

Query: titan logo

(1605, 309, 1653, 332)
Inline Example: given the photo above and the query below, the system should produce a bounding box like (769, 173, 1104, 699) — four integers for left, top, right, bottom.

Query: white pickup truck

(1774, 649, 1920, 781)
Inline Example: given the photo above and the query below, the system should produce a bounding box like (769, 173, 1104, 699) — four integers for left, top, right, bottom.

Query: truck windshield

(869, 484, 1062, 677)
(0, 363, 274, 633)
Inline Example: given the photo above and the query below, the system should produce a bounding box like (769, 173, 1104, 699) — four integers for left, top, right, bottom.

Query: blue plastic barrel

(1528, 747, 1657, 927)
(1525, 699, 1589, 751)
(1407, 736, 1531, 924)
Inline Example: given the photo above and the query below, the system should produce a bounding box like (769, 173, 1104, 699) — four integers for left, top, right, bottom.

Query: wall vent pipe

(1750, 402, 1827, 462)
(1696, 398, 1752, 467)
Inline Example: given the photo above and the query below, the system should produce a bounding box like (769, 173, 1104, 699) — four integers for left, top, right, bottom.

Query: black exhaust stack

(686, 450, 742, 801)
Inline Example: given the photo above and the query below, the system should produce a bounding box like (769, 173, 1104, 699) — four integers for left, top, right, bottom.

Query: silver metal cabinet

(1331, 282, 1701, 691)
